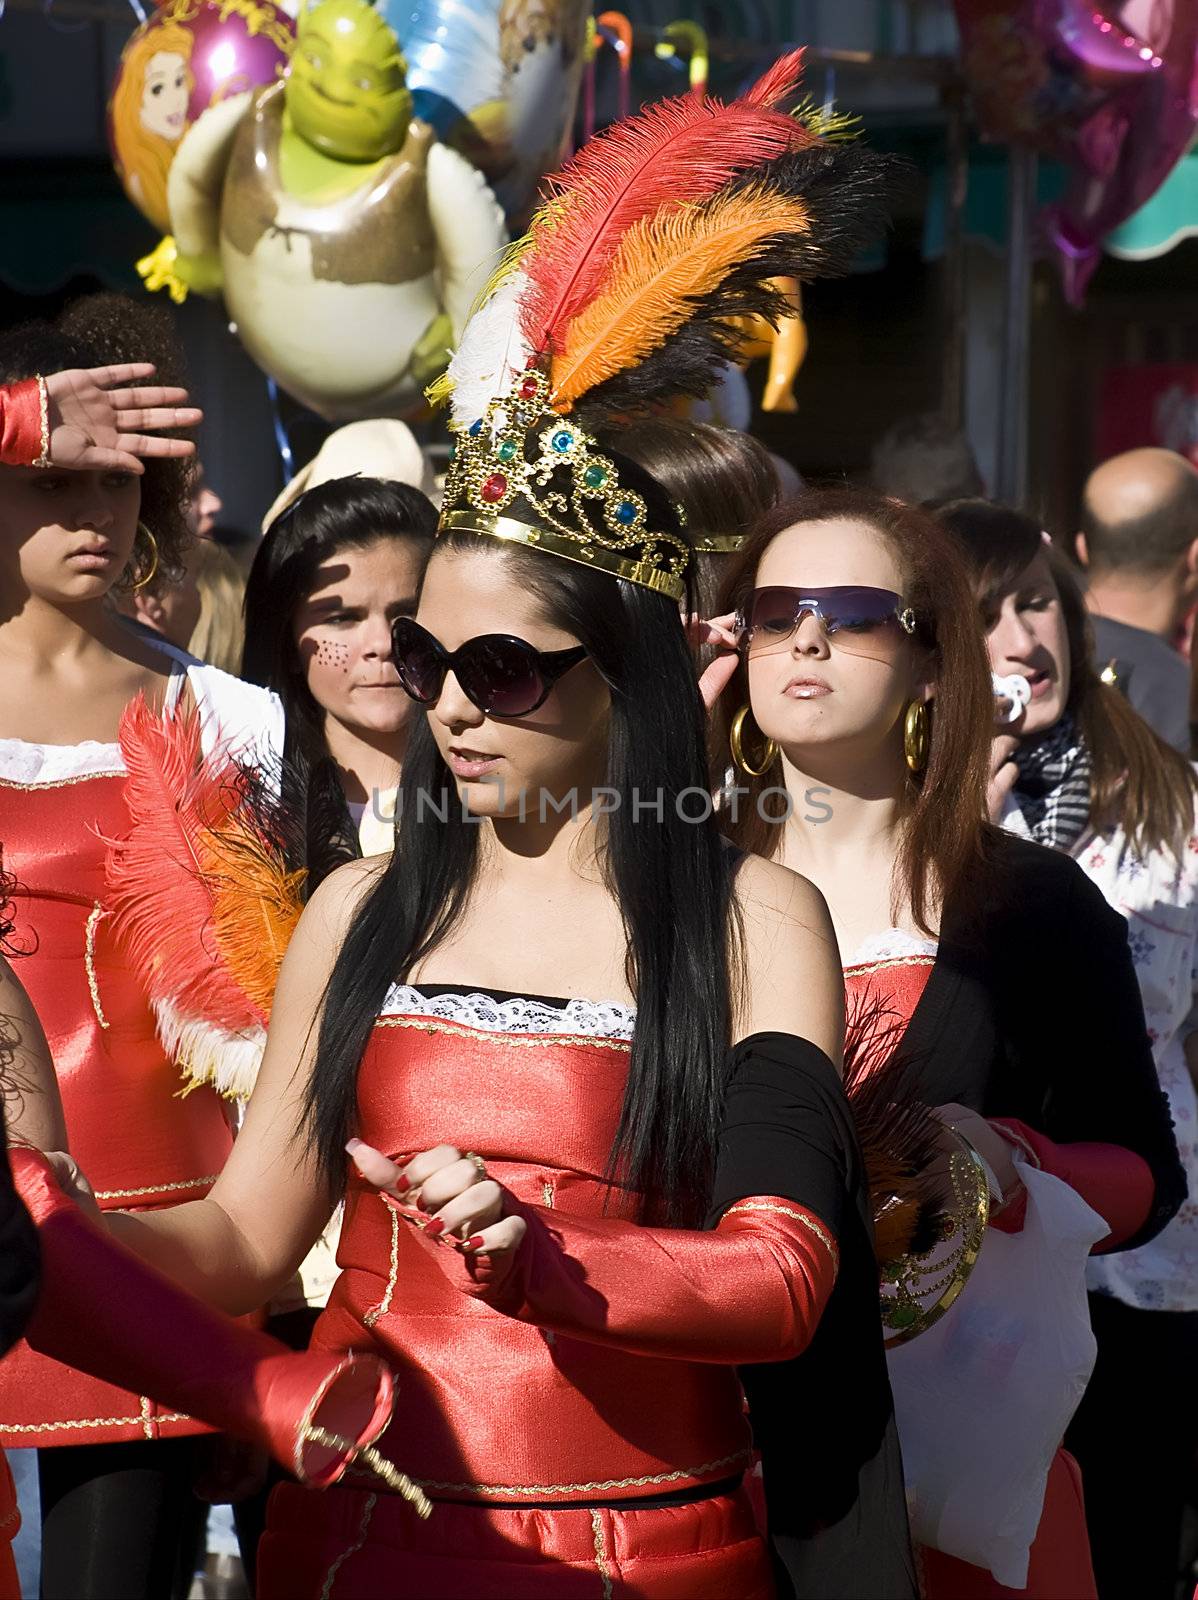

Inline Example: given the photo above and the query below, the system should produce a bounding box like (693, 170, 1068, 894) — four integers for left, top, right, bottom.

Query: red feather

(741, 46, 809, 109)
(519, 49, 811, 354)
(105, 696, 261, 1037)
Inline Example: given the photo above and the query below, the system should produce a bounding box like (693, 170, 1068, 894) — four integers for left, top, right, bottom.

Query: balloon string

(126, 0, 147, 20)
(265, 375, 295, 484)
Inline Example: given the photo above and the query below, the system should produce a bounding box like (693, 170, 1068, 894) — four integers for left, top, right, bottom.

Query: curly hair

(0, 292, 195, 583)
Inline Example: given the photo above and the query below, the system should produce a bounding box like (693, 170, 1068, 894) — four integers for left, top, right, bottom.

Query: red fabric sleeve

(403, 1190, 839, 1365)
(0, 379, 45, 467)
(988, 1117, 1155, 1252)
(14, 1149, 394, 1486)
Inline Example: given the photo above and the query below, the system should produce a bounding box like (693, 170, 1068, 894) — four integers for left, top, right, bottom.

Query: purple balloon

(952, 1, 1163, 164)
(1045, 0, 1198, 302)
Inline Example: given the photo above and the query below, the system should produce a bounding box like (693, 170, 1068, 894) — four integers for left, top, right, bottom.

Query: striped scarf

(1012, 713, 1093, 851)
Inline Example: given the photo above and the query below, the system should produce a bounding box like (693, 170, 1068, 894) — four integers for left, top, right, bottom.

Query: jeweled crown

(439, 368, 692, 602)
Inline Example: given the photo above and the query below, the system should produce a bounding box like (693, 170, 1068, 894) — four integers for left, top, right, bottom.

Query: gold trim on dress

(723, 1200, 840, 1270)
(842, 953, 937, 979)
(94, 1173, 218, 1201)
(0, 1410, 189, 1434)
(375, 1014, 631, 1053)
(414, 1448, 752, 1499)
(590, 1509, 615, 1600)
(363, 1200, 400, 1328)
(84, 903, 111, 1031)
(319, 1491, 377, 1600)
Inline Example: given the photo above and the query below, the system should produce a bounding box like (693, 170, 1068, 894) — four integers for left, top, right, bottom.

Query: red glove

(15, 1149, 392, 1487)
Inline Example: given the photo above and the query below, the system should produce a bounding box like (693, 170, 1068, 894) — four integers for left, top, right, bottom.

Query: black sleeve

(0, 1132, 39, 1358)
(707, 1031, 854, 1236)
(708, 1034, 918, 1600)
(1038, 866, 1186, 1249)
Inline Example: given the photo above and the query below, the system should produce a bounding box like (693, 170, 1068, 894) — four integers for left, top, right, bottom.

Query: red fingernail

(395, 1174, 410, 1193)
(464, 1235, 485, 1251)
(424, 1218, 445, 1237)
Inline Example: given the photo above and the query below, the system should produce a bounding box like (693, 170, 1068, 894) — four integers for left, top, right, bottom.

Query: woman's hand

(987, 733, 1020, 823)
(934, 1103, 1021, 1204)
(345, 1139, 525, 1259)
(39, 1150, 104, 1225)
(686, 612, 740, 713)
(44, 365, 202, 474)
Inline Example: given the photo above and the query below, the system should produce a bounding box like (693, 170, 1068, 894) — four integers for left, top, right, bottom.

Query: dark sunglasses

(738, 586, 917, 655)
(391, 616, 588, 718)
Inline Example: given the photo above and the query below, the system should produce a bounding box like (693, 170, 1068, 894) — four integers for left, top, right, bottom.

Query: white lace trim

(379, 985, 637, 1041)
(847, 928, 939, 966)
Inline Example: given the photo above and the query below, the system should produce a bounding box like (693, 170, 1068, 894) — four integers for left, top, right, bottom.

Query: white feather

(446, 272, 535, 429)
(155, 996, 265, 1104)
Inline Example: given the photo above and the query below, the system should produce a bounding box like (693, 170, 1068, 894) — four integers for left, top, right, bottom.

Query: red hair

(716, 487, 995, 932)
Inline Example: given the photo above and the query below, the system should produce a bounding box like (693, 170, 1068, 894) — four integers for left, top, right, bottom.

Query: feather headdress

(105, 698, 305, 1102)
(437, 50, 902, 593)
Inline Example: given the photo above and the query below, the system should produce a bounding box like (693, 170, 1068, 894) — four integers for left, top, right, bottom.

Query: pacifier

(992, 672, 1031, 725)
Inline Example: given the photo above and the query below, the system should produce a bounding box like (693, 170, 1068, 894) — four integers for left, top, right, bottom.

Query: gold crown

(440, 368, 691, 602)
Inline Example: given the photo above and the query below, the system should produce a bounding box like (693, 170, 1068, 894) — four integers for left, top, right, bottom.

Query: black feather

(577, 143, 912, 420)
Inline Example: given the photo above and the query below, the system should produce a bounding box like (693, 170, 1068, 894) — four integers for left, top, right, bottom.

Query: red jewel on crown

(519, 376, 540, 400)
(481, 473, 508, 503)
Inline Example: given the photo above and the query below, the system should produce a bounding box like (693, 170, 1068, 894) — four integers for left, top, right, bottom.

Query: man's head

(1078, 448, 1198, 598)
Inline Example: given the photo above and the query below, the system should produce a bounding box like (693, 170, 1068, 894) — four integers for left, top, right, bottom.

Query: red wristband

(0, 377, 48, 468)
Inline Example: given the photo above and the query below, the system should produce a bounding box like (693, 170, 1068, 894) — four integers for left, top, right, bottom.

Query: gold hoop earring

(130, 523, 160, 592)
(730, 704, 778, 779)
(904, 700, 930, 774)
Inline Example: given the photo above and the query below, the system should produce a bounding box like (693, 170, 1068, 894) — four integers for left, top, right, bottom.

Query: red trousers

(259, 1480, 774, 1600)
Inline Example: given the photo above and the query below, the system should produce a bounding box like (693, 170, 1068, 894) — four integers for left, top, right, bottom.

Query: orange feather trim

(550, 186, 811, 408)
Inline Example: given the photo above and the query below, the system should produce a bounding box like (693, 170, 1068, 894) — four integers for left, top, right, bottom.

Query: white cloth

(887, 1158, 1109, 1587)
(1003, 790, 1198, 1312)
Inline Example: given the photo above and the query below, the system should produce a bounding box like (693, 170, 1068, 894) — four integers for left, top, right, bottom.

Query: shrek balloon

(139, 0, 507, 420)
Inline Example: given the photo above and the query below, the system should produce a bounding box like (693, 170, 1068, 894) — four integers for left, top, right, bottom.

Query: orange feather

(550, 186, 811, 408)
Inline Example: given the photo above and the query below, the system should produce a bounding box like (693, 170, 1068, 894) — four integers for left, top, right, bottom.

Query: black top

(900, 829, 1185, 1250)
(1090, 614, 1191, 755)
(711, 1034, 917, 1599)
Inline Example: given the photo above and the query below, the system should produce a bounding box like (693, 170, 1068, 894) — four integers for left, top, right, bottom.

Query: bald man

(1076, 447, 1198, 753)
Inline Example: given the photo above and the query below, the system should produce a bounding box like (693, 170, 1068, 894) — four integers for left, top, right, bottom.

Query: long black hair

(242, 475, 437, 887)
(304, 474, 742, 1226)
(0, 293, 194, 581)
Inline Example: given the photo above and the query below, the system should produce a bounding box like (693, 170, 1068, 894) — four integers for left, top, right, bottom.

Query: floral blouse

(1002, 796, 1198, 1312)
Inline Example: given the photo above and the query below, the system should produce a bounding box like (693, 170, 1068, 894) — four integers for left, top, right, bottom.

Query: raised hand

(42, 364, 202, 474)
(687, 612, 741, 713)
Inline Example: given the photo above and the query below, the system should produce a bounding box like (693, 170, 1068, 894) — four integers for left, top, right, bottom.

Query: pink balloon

(952, 1, 1162, 165)
(109, 0, 294, 235)
(1045, 1, 1198, 303)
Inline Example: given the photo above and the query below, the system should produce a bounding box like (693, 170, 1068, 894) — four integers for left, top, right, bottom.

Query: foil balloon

(138, 0, 508, 421)
(109, 0, 294, 234)
(952, 1, 1163, 166)
(1045, 0, 1198, 303)
(381, 0, 590, 226)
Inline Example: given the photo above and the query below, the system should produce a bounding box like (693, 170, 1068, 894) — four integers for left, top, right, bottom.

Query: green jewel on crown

(439, 367, 691, 600)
